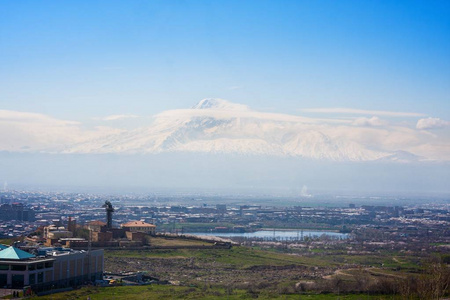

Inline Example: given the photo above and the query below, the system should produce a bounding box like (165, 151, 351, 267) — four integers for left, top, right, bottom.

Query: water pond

(190, 229, 348, 241)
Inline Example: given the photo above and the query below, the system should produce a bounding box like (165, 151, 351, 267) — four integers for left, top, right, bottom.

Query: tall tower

(102, 201, 114, 229)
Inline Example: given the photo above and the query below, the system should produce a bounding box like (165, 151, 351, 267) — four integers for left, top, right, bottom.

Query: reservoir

(190, 229, 348, 241)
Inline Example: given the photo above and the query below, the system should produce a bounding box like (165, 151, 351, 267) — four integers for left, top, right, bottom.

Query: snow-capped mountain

(192, 98, 250, 111)
(62, 98, 424, 162)
(376, 151, 424, 163)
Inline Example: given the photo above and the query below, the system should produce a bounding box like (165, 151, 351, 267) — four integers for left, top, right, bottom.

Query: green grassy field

(101, 245, 434, 297)
(105, 246, 339, 269)
(30, 285, 401, 300)
(2, 237, 443, 299)
(105, 245, 426, 274)
(147, 236, 214, 247)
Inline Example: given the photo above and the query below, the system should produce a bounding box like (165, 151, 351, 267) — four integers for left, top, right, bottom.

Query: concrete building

(43, 226, 73, 239)
(125, 231, 146, 242)
(0, 246, 103, 292)
(92, 231, 113, 242)
(87, 221, 106, 232)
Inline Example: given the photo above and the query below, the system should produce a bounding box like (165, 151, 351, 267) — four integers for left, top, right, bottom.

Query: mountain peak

(192, 98, 250, 111)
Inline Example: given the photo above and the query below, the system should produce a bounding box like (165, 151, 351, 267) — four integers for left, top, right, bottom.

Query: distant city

(1, 188, 448, 242)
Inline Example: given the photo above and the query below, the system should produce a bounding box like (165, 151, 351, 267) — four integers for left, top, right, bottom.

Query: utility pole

(87, 228, 92, 283)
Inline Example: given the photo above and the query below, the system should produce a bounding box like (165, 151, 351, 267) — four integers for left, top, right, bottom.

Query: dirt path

(368, 268, 405, 279)
(323, 267, 406, 280)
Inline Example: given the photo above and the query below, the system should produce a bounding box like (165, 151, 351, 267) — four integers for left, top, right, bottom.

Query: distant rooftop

(121, 221, 155, 227)
(88, 220, 106, 226)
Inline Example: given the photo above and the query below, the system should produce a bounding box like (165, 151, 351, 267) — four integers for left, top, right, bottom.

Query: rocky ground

(105, 254, 334, 290)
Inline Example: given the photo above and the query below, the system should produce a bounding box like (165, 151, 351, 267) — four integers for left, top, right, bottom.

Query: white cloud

(352, 116, 387, 127)
(0, 110, 123, 152)
(410, 143, 450, 161)
(98, 114, 139, 121)
(150, 105, 448, 161)
(301, 107, 425, 117)
(156, 108, 351, 125)
(416, 117, 450, 130)
(0, 100, 449, 162)
(300, 185, 312, 198)
(0, 110, 79, 125)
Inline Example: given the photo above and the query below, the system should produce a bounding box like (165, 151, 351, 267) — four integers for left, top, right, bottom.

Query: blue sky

(1, 0, 449, 120)
(0, 1, 450, 194)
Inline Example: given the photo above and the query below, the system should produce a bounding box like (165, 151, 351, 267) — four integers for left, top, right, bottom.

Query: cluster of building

(39, 201, 157, 249)
(0, 199, 159, 294)
(117, 203, 450, 235)
(0, 190, 449, 241)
